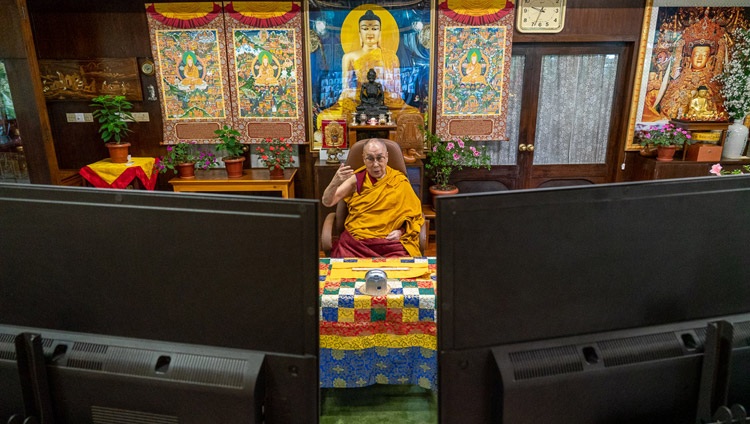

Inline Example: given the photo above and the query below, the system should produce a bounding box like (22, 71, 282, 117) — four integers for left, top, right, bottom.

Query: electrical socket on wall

(65, 113, 93, 123)
(132, 112, 150, 122)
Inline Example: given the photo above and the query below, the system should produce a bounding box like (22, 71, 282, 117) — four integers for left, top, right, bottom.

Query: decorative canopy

(439, 0, 514, 25)
(225, 1, 301, 27)
(145, 2, 222, 29)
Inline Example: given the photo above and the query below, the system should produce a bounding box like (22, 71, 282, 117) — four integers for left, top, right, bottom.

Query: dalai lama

(322, 138, 424, 258)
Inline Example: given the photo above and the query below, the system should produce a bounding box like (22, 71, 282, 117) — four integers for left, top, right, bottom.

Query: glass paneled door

(504, 43, 631, 189)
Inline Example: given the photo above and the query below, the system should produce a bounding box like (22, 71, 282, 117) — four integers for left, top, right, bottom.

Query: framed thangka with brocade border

(306, 1, 434, 150)
(146, 2, 233, 144)
(225, 1, 305, 143)
(435, 0, 514, 141)
(626, 3, 750, 150)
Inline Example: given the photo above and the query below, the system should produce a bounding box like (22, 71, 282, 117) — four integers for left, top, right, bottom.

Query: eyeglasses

(364, 155, 387, 163)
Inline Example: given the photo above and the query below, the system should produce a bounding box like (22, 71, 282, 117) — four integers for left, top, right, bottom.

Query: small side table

(79, 157, 159, 190)
(349, 124, 397, 143)
(169, 168, 296, 198)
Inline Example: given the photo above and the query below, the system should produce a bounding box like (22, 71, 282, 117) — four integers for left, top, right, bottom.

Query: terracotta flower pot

(223, 156, 245, 179)
(429, 184, 459, 207)
(176, 162, 196, 179)
(269, 166, 285, 179)
(656, 145, 677, 162)
(106, 142, 130, 163)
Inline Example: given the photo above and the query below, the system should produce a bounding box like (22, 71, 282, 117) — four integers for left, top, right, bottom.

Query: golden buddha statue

(687, 85, 717, 121)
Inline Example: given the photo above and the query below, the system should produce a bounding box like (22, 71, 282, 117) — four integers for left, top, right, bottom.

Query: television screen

(0, 183, 320, 423)
(436, 175, 750, 423)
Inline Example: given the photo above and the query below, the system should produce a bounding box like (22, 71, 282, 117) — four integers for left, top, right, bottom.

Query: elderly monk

(322, 139, 424, 258)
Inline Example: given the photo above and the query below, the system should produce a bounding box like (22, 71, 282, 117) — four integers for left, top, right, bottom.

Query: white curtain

(534, 54, 619, 165)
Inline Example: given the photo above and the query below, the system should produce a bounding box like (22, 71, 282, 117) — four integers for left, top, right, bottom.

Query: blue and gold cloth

(319, 257, 437, 390)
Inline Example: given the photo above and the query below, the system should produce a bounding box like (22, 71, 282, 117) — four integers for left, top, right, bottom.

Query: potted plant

(155, 141, 219, 179)
(424, 129, 491, 204)
(715, 27, 750, 159)
(90, 95, 135, 163)
(637, 122, 692, 162)
(255, 137, 295, 179)
(214, 125, 246, 178)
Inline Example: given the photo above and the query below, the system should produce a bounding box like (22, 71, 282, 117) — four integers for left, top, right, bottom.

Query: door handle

(519, 144, 535, 152)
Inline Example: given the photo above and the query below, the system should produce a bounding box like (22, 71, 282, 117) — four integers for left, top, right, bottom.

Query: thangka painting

(306, 1, 433, 150)
(225, 2, 305, 143)
(146, 2, 233, 144)
(435, 0, 514, 141)
(626, 4, 750, 150)
(38, 58, 142, 101)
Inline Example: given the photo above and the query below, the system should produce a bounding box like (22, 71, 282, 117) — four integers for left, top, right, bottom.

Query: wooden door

(507, 43, 632, 189)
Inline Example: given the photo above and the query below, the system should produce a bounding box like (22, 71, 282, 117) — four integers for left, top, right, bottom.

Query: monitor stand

(7, 333, 54, 424)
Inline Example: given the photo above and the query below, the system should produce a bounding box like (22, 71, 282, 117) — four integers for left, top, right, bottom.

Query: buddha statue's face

(359, 19, 381, 48)
(691, 46, 710, 69)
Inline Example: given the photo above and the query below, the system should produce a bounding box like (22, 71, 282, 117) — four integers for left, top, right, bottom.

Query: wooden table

(169, 168, 296, 198)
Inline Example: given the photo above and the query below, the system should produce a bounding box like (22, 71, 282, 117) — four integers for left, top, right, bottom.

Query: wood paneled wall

(19, 0, 647, 192)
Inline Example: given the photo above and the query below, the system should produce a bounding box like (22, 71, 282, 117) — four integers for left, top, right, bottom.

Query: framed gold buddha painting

(626, 2, 750, 151)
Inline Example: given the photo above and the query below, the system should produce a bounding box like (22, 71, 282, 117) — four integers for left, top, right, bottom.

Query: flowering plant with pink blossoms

(424, 131, 490, 190)
(155, 140, 219, 174)
(637, 122, 693, 147)
(709, 163, 750, 176)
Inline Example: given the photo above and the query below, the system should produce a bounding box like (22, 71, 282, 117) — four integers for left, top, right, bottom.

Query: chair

(321, 138, 427, 256)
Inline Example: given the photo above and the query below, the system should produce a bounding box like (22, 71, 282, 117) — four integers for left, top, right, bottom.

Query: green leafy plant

(714, 27, 750, 121)
(424, 129, 491, 190)
(90, 95, 134, 144)
(255, 138, 295, 170)
(637, 122, 693, 147)
(214, 125, 246, 159)
(155, 141, 219, 174)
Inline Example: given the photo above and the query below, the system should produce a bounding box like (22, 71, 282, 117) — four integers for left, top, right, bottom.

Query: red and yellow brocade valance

(145, 2, 222, 29)
(224, 2, 300, 28)
(439, 0, 514, 25)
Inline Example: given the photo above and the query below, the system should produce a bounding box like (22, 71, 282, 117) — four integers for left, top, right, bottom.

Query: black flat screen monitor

(436, 175, 750, 423)
(0, 183, 319, 423)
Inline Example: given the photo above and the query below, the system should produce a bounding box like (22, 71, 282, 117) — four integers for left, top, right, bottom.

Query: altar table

(319, 257, 437, 390)
(79, 157, 158, 190)
(169, 168, 296, 198)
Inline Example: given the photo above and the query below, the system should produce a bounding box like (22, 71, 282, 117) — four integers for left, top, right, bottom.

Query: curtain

(534, 54, 619, 165)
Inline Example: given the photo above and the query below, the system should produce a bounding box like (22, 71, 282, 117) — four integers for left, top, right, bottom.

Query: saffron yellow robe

(344, 166, 424, 257)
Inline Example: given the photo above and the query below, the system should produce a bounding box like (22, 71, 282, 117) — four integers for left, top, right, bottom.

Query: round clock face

(141, 60, 155, 76)
(516, 0, 566, 33)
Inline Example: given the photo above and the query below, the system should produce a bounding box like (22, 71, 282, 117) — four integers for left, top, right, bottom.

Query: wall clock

(140, 59, 155, 76)
(516, 0, 567, 33)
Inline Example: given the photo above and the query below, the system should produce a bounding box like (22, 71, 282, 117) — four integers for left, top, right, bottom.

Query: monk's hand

(333, 164, 354, 184)
(385, 229, 402, 241)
